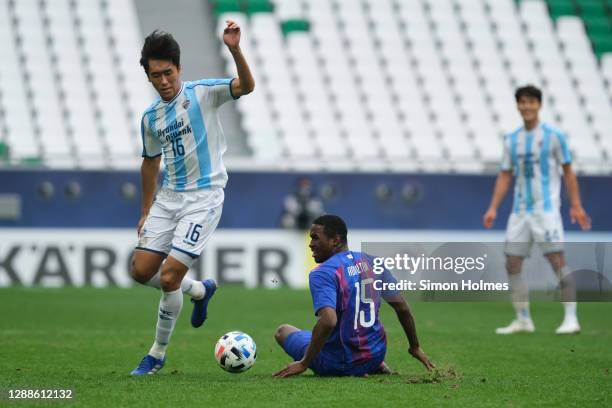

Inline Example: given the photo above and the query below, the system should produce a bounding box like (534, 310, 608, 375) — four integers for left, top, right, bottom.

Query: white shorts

(136, 187, 224, 267)
(504, 212, 564, 257)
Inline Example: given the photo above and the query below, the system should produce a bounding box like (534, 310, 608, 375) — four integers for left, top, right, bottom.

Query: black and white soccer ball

(214, 331, 257, 373)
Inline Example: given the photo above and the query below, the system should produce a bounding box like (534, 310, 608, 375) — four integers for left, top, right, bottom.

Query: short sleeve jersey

(140, 79, 238, 191)
(501, 122, 572, 214)
(309, 251, 397, 366)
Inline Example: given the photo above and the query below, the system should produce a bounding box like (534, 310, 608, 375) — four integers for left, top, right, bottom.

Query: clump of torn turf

(405, 366, 461, 384)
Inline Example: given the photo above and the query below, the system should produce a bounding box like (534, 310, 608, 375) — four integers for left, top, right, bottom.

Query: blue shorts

(283, 330, 385, 376)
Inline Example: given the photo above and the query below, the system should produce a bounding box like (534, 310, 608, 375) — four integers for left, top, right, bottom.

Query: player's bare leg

(131, 249, 207, 300)
(131, 250, 165, 285)
(545, 252, 580, 334)
(274, 324, 301, 346)
(159, 256, 190, 290)
(496, 255, 535, 334)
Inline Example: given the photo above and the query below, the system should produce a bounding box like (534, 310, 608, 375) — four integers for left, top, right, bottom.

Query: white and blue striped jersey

(501, 122, 572, 214)
(140, 78, 238, 191)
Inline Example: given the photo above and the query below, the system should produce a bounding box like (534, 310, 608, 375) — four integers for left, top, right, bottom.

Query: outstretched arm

(273, 307, 337, 378)
(562, 164, 591, 230)
(483, 170, 513, 229)
(223, 20, 255, 97)
(385, 295, 434, 371)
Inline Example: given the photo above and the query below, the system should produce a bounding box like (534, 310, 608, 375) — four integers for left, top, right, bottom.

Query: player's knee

(160, 262, 184, 291)
(274, 324, 289, 345)
(506, 257, 522, 275)
(131, 259, 150, 284)
(159, 271, 180, 292)
(159, 258, 189, 291)
(545, 253, 565, 273)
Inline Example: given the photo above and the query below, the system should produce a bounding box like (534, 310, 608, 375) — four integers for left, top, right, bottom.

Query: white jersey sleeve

(193, 78, 238, 108)
(500, 134, 513, 171)
(551, 130, 572, 165)
(141, 111, 162, 157)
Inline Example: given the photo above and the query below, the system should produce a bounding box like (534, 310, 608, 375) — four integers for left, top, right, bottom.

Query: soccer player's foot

(130, 354, 165, 376)
(191, 279, 217, 328)
(495, 318, 535, 334)
(555, 318, 581, 335)
(373, 361, 393, 375)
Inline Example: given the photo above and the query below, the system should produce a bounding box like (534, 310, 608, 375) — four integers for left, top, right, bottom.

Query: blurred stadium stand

(0, 0, 149, 168)
(215, 0, 612, 173)
(0, 0, 610, 173)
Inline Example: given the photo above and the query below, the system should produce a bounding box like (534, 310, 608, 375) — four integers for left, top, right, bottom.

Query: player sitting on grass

(273, 215, 434, 378)
(129, 22, 254, 375)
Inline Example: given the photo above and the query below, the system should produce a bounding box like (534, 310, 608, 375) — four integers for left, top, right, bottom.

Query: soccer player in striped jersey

(483, 85, 591, 335)
(129, 22, 254, 375)
(273, 215, 434, 377)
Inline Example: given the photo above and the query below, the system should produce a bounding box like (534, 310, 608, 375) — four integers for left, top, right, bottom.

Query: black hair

(140, 30, 181, 74)
(313, 214, 348, 244)
(515, 85, 542, 103)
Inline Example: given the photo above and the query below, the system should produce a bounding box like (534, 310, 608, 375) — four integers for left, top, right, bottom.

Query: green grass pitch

(1, 286, 611, 407)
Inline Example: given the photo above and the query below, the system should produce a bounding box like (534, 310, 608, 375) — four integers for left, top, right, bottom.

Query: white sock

(509, 274, 530, 321)
(181, 278, 205, 300)
(149, 288, 183, 359)
(557, 266, 577, 321)
(145, 272, 205, 300)
(513, 301, 531, 321)
(562, 302, 577, 321)
(145, 272, 161, 289)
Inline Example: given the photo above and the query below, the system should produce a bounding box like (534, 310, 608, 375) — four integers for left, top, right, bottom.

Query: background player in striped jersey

(129, 21, 254, 375)
(273, 215, 434, 377)
(483, 85, 591, 335)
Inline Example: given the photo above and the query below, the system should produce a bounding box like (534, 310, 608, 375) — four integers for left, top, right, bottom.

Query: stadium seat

(271, 0, 304, 20)
(601, 53, 612, 97)
(575, 0, 608, 18)
(546, 0, 578, 19)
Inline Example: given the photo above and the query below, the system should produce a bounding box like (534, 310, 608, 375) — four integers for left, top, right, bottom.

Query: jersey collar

(523, 121, 541, 134)
(159, 82, 185, 105)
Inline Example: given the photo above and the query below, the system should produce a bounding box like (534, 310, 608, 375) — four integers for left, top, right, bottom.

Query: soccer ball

(214, 331, 257, 373)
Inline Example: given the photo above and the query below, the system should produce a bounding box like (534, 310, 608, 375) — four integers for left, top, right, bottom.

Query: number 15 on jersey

(354, 278, 376, 329)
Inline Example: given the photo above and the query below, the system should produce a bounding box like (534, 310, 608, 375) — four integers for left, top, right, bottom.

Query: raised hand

(223, 19, 241, 51)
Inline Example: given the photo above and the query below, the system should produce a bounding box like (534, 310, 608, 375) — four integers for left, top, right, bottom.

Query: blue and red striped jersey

(309, 251, 397, 366)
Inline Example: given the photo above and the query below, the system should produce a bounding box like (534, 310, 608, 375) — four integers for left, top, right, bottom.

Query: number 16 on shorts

(172, 204, 223, 258)
(183, 222, 202, 245)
